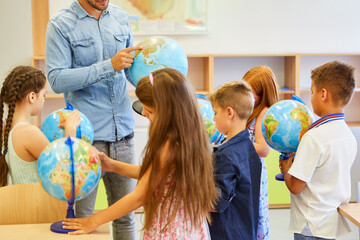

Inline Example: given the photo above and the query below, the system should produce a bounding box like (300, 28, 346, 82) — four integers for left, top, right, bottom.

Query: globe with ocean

(261, 100, 315, 153)
(41, 103, 94, 144)
(197, 94, 224, 145)
(129, 36, 188, 86)
(37, 137, 101, 202)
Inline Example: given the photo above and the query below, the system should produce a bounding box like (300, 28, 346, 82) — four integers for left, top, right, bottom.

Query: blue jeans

(294, 233, 335, 240)
(75, 137, 137, 240)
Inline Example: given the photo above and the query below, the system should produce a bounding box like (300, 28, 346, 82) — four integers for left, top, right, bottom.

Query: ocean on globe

(197, 94, 224, 145)
(261, 100, 315, 153)
(38, 137, 101, 202)
(129, 36, 188, 86)
(41, 106, 94, 144)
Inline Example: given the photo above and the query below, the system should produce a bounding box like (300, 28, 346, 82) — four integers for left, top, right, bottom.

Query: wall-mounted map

(112, 0, 208, 34)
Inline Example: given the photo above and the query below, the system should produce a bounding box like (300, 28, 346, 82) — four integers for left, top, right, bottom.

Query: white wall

(47, 0, 360, 54)
(2, 0, 360, 79)
(0, 0, 33, 80)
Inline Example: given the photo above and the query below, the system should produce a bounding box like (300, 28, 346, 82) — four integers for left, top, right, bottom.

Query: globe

(37, 137, 101, 202)
(129, 36, 188, 86)
(41, 104, 94, 144)
(261, 100, 315, 153)
(197, 94, 224, 145)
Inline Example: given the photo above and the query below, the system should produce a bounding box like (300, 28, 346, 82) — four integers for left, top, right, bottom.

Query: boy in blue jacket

(209, 81, 262, 240)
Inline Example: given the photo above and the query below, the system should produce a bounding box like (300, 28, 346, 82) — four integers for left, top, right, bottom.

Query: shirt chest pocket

(71, 38, 97, 67)
(114, 35, 128, 52)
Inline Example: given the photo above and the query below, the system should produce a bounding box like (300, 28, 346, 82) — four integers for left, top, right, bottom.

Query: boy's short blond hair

(209, 80, 254, 121)
(311, 61, 355, 106)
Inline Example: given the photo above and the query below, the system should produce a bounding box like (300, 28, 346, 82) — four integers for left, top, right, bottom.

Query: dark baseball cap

(132, 100, 144, 116)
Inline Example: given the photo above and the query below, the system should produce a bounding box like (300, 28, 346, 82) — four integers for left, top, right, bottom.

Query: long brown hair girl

(137, 68, 217, 232)
(63, 68, 218, 239)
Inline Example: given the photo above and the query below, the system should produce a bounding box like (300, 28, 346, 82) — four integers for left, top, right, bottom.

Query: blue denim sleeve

(45, 20, 115, 94)
(123, 17, 136, 87)
(214, 154, 237, 213)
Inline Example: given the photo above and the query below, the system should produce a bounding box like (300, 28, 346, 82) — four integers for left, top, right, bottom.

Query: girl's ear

(28, 92, 36, 103)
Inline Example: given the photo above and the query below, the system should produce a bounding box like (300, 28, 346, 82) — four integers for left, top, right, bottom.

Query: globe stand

(275, 173, 285, 181)
(276, 153, 292, 182)
(50, 201, 76, 233)
(65, 103, 82, 138)
(50, 136, 76, 234)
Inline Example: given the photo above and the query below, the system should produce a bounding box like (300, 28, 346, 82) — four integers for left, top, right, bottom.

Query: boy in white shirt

(280, 61, 357, 240)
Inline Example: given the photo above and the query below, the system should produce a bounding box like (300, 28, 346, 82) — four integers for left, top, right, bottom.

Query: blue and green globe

(129, 36, 188, 86)
(41, 106, 94, 144)
(261, 100, 315, 153)
(197, 94, 224, 145)
(37, 137, 101, 202)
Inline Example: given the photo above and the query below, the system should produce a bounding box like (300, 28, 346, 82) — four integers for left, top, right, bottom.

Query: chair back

(0, 184, 67, 224)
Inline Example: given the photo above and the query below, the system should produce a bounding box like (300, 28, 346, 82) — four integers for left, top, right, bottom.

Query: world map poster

(111, 0, 208, 34)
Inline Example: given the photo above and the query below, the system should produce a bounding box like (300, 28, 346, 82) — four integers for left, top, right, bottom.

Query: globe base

(50, 203, 76, 234)
(275, 173, 285, 181)
(50, 220, 75, 234)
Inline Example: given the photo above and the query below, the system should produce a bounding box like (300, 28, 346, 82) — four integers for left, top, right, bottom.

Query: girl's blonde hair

(242, 66, 279, 128)
(135, 68, 218, 231)
(209, 80, 254, 121)
(0, 66, 46, 186)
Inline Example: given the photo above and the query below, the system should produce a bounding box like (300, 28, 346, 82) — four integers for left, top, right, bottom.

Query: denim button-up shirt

(45, 1, 135, 141)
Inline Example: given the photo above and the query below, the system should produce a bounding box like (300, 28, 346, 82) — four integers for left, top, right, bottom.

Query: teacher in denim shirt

(45, 1, 142, 239)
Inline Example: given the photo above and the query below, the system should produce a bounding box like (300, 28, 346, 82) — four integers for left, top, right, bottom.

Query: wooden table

(0, 222, 110, 240)
(338, 203, 360, 228)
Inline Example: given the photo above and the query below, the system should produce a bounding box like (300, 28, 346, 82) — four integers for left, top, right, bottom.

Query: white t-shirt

(288, 120, 357, 239)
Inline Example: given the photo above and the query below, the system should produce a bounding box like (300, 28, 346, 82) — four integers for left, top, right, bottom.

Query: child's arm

(62, 141, 171, 234)
(213, 155, 238, 213)
(23, 125, 50, 160)
(22, 111, 80, 161)
(253, 108, 271, 158)
(280, 153, 306, 194)
(63, 165, 150, 234)
(99, 152, 140, 179)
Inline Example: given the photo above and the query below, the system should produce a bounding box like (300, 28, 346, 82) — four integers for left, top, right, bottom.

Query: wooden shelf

(45, 94, 63, 99)
(300, 89, 311, 94)
(212, 53, 297, 57)
(301, 88, 360, 93)
(279, 88, 295, 94)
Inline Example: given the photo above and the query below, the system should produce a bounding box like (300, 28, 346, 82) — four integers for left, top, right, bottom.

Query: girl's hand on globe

(98, 152, 115, 172)
(62, 215, 98, 235)
(59, 110, 81, 130)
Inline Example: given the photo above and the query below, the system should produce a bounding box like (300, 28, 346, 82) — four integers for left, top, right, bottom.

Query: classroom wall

(48, 0, 360, 54)
(2, 0, 360, 79)
(0, 0, 33, 81)
(1, 0, 360, 201)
